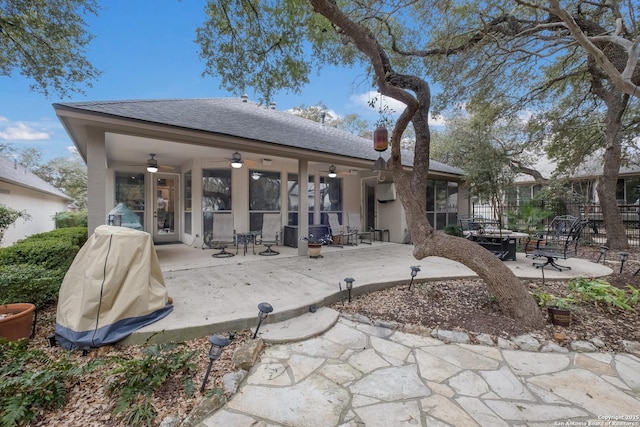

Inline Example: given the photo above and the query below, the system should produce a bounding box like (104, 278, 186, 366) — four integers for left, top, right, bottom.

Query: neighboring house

(512, 155, 640, 206)
(53, 97, 465, 253)
(0, 156, 74, 247)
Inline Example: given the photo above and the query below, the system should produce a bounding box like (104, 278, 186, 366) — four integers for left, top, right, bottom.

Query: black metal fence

(472, 202, 640, 248)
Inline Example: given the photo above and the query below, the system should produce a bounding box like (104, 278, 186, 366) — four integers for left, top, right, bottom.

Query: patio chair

(347, 213, 373, 245)
(203, 213, 236, 258)
(257, 213, 281, 256)
(327, 213, 346, 248)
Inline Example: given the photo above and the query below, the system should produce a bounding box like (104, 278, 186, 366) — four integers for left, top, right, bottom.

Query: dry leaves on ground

(330, 246, 640, 352)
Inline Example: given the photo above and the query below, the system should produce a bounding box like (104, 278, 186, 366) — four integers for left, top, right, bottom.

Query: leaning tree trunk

(310, 0, 546, 329)
(594, 87, 629, 250)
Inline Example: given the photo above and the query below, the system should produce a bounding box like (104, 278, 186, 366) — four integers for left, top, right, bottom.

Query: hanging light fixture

(146, 154, 159, 173)
(328, 165, 337, 178)
(372, 155, 387, 171)
(373, 126, 389, 152)
(251, 171, 261, 180)
(230, 152, 243, 169)
(373, 95, 389, 152)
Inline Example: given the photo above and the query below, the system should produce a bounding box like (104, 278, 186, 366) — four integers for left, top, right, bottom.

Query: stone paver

(201, 317, 640, 426)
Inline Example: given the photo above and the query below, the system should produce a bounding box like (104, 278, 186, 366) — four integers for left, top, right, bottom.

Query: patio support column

(86, 128, 107, 236)
(298, 160, 309, 256)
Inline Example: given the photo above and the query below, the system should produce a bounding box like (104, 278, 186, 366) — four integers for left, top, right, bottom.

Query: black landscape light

(344, 277, 355, 303)
(408, 266, 421, 291)
(253, 302, 274, 339)
(597, 246, 609, 264)
(619, 251, 630, 273)
(200, 334, 231, 393)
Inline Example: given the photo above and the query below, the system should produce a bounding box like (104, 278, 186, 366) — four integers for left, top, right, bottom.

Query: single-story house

(53, 97, 466, 254)
(0, 155, 74, 247)
(513, 155, 640, 206)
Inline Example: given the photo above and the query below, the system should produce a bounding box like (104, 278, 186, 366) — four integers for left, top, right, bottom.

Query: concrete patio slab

(123, 242, 612, 345)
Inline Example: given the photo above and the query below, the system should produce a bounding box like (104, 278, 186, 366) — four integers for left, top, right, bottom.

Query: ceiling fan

(319, 164, 350, 178)
(125, 153, 174, 173)
(208, 151, 259, 169)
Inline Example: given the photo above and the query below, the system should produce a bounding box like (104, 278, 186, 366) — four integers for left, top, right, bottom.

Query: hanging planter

(0, 303, 36, 341)
(373, 126, 389, 152)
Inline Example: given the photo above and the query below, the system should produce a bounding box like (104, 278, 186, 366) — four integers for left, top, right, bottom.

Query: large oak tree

(0, 0, 100, 97)
(421, 0, 640, 249)
(196, 0, 546, 328)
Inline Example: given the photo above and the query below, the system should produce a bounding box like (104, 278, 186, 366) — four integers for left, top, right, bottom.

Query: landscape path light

(253, 302, 273, 339)
(408, 266, 421, 291)
(619, 251, 630, 273)
(597, 246, 609, 264)
(343, 277, 355, 303)
(200, 334, 231, 393)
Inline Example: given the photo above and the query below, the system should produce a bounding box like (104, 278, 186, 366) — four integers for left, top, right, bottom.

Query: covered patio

(123, 242, 613, 345)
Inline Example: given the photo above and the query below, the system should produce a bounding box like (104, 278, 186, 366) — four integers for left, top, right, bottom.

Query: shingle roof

(0, 156, 72, 200)
(53, 98, 464, 176)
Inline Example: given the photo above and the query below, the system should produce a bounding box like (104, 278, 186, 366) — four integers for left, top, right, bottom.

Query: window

(426, 179, 459, 230)
(287, 173, 298, 225)
(249, 170, 281, 231)
(249, 170, 280, 210)
(202, 169, 231, 234)
(184, 171, 192, 234)
(286, 174, 316, 225)
(625, 177, 640, 204)
(319, 177, 343, 224)
(115, 172, 144, 226)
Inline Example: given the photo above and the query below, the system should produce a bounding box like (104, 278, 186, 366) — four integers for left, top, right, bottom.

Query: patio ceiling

(104, 132, 370, 176)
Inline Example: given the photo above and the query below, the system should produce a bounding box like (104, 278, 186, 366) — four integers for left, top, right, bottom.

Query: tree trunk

(310, 0, 545, 330)
(595, 88, 629, 249)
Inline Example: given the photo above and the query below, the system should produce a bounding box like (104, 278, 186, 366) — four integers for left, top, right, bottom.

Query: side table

(236, 232, 256, 255)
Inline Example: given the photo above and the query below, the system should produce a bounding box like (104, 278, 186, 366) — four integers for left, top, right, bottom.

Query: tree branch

(548, 0, 640, 98)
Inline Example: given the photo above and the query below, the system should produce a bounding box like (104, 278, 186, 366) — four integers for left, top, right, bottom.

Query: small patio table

(236, 232, 257, 256)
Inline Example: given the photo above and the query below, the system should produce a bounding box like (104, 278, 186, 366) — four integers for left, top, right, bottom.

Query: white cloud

(0, 121, 50, 141)
(349, 91, 446, 127)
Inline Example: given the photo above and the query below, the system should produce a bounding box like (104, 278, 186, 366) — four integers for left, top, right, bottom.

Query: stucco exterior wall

(0, 182, 70, 247)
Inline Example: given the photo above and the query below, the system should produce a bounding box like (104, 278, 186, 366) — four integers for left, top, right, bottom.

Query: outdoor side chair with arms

(347, 213, 373, 245)
(327, 213, 346, 247)
(525, 215, 587, 271)
(202, 213, 236, 258)
(257, 213, 281, 256)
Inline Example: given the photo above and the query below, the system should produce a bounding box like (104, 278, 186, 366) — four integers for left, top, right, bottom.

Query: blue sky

(0, 0, 421, 162)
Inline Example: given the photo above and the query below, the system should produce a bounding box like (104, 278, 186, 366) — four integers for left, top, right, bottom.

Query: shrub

(0, 340, 83, 427)
(0, 227, 86, 307)
(0, 264, 62, 307)
(25, 227, 88, 247)
(53, 211, 88, 229)
(0, 205, 31, 245)
(567, 277, 639, 311)
(106, 343, 198, 426)
(0, 240, 79, 271)
(444, 224, 463, 237)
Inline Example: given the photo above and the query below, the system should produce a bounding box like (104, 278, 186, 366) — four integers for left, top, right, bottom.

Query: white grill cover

(55, 225, 172, 349)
